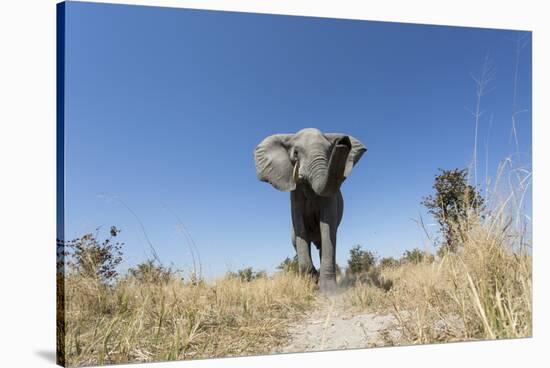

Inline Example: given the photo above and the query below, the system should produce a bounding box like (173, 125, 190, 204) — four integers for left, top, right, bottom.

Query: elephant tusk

(293, 161, 300, 183)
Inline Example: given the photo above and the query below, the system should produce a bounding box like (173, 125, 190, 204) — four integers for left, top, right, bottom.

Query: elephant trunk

(312, 136, 351, 197)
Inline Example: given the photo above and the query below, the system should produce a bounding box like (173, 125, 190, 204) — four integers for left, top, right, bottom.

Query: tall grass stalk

(468, 53, 496, 188)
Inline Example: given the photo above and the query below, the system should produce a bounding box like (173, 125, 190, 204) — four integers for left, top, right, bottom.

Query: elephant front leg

(291, 192, 318, 280)
(319, 220, 338, 293)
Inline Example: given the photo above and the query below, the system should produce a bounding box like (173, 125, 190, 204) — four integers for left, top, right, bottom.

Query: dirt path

(277, 292, 401, 353)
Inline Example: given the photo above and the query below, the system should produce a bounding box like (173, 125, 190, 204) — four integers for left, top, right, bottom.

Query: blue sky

(63, 2, 532, 279)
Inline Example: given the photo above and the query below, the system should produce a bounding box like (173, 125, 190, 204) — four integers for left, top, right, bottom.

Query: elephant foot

(319, 277, 338, 294)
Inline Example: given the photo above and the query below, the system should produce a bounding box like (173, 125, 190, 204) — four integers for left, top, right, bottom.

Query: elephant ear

(254, 134, 296, 192)
(324, 133, 367, 177)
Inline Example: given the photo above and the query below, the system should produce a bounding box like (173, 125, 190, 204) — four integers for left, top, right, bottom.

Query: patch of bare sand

(276, 291, 402, 353)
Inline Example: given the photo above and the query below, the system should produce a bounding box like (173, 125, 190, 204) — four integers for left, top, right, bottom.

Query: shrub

(227, 267, 267, 282)
(347, 245, 377, 275)
(341, 246, 392, 290)
(64, 226, 123, 283)
(400, 248, 434, 264)
(379, 256, 399, 269)
(421, 168, 484, 253)
(127, 259, 176, 284)
(277, 255, 299, 274)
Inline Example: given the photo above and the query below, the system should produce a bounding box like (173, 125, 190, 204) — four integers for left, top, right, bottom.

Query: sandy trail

(277, 292, 401, 353)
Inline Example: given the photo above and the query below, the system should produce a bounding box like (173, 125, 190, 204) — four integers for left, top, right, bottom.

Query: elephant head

(254, 128, 366, 197)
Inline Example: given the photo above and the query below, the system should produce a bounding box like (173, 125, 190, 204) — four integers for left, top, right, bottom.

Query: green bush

(227, 267, 267, 282)
(277, 255, 299, 274)
(341, 246, 392, 291)
(379, 256, 399, 269)
(127, 259, 176, 284)
(421, 168, 484, 253)
(401, 248, 434, 264)
(347, 245, 377, 274)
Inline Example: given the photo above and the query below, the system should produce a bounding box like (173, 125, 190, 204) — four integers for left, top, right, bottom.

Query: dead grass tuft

(347, 210, 531, 344)
(63, 272, 316, 366)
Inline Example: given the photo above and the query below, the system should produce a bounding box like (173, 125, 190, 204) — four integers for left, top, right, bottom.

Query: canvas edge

(56, 2, 67, 367)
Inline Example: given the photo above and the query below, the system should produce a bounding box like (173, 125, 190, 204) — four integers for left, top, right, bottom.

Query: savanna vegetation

(57, 49, 531, 367)
(346, 166, 532, 344)
(57, 162, 531, 367)
(58, 235, 317, 366)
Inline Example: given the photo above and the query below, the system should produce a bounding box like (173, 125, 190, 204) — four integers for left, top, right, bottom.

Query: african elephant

(254, 128, 366, 292)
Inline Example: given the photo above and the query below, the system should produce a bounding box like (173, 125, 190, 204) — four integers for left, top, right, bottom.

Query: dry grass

(347, 208, 532, 344)
(62, 272, 316, 367)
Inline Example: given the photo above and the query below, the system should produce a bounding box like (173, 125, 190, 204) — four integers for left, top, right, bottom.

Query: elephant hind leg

(291, 226, 297, 251)
(312, 240, 322, 267)
(295, 235, 317, 277)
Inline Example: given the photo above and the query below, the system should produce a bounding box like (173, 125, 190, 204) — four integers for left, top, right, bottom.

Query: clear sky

(63, 1, 532, 279)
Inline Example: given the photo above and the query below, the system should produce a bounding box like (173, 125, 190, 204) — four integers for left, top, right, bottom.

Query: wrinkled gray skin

(254, 128, 366, 292)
